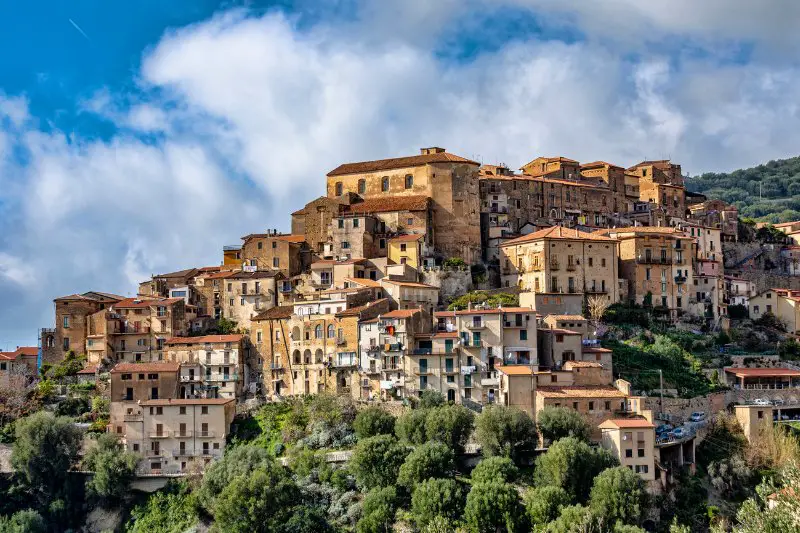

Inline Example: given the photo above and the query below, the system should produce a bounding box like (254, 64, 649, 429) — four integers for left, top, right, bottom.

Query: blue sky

(1, 0, 800, 348)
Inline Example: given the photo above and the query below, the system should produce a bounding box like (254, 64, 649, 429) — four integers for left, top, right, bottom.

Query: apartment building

(223, 244, 242, 266)
(599, 418, 657, 482)
(102, 297, 194, 363)
(219, 271, 280, 330)
(627, 160, 685, 219)
(0, 347, 38, 389)
(120, 398, 235, 475)
(687, 199, 738, 242)
(430, 307, 537, 406)
(330, 214, 386, 260)
(358, 308, 432, 400)
(600, 227, 694, 318)
(193, 270, 237, 321)
(725, 276, 755, 307)
(500, 226, 620, 313)
(239, 232, 308, 276)
(164, 335, 248, 399)
(579, 161, 629, 213)
(387, 234, 425, 269)
(40, 291, 125, 365)
(379, 279, 439, 315)
(326, 147, 482, 263)
(109, 361, 180, 437)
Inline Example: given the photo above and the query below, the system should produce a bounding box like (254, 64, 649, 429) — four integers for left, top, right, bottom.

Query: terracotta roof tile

(501, 226, 616, 246)
(241, 233, 305, 244)
(596, 226, 690, 237)
(344, 277, 381, 288)
(599, 418, 655, 429)
(544, 328, 582, 335)
(381, 279, 438, 289)
(77, 365, 99, 375)
(140, 398, 234, 406)
(344, 196, 429, 215)
(110, 362, 180, 373)
(113, 297, 184, 309)
(536, 386, 627, 399)
(581, 161, 623, 170)
(165, 335, 243, 345)
(389, 233, 424, 242)
(252, 305, 294, 321)
(336, 298, 389, 318)
(544, 314, 587, 321)
(496, 365, 533, 376)
(582, 347, 612, 353)
(381, 309, 421, 319)
(327, 152, 479, 177)
(724, 367, 800, 378)
(564, 361, 603, 369)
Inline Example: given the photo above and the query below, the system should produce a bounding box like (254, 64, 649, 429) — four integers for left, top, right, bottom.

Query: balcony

(196, 431, 216, 438)
(415, 368, 432, 376)
(149, 431, 170, 438)
(674, 276, 687, 284)
(636, 256, 671, 265)
(205, 374, 239, 383)
(146, 450, 164, 459)
(585, 287, 608, 294)
(123, 413, 142, 422)
(383, 343, 403, 352)
(119, 326, 151, 334)
(270, 363, 284, 371)
(481, 377, 499, 387)
(466, 322, 486, 330)
(566, 263, 576, 272)
(180, 375, 201, 383)
(549, 262, 560, 271)
(336, 337, 347, 346)
(172, 449, 193, 457)
(174, 430, 193, 438)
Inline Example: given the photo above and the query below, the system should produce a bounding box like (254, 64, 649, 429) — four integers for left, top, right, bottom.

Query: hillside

(686, 156, 800, 222)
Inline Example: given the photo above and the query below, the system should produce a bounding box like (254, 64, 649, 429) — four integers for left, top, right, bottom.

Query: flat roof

(496, 365, 533, 376)
(724, 367, 800, 378)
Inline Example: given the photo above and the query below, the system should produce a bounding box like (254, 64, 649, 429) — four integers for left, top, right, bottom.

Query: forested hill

(686, 156, 800, 222)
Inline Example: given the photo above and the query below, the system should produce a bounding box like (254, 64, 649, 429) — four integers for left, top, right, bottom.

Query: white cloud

(2, 4, 800, 344)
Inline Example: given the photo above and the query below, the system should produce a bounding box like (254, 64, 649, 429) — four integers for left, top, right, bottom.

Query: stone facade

(240, 233, 308, 277)
(164, 334, 249, 400)
(219, 271, 279, 331)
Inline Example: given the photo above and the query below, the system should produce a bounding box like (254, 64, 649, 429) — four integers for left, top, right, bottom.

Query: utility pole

(659, 369, 664, 419)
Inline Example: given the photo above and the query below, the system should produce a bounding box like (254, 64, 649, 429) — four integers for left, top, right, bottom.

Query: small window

(180, 406, 186, 415)
(405, 174, 413, 189)
(335, 182, 343, 196)
(273, 257, 280, 268)
(353, 218, 360, 228)
(201, 406, 208, 415)
(358, 179, 366, 194)
(625, 449, 633, 458)
(381, 177, 389, 192)
(257, 241, 263, 250)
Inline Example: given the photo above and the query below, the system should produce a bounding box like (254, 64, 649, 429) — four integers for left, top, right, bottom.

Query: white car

(773, 398, 785, 406)
(753, 398, 771, 406)
(688, 412, 706, 422)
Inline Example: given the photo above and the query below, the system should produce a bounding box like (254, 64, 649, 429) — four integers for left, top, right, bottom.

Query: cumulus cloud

(1, 3, 800, 346)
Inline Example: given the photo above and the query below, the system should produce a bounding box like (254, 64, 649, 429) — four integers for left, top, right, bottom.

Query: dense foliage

(686, 156, 800, 222)
(447, 291, 519, 311)
(474, 405, 538, 464)
(536, 406, 593, 445)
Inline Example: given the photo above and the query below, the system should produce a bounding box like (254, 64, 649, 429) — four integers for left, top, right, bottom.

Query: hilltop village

(4, 147, 800, 531)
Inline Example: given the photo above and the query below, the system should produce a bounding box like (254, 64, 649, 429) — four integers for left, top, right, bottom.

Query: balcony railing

(205, 374, 239, 383)
(149, 431, 170, 438)
(550, 262, 560, 271)
(585, 287, 608, 294)
(466, 322, 486, 330)
(123, 413, 142, 422)
(180, 375, 201, 383)
(119, 326, 151, 334)
(636, 256, 671, 265)
(336, 337, 347, 346)
(196, 431, 216, 438)
(674, 276, 687, 284)
(566, 263, 576, 271)
(174, 430, 193, 438)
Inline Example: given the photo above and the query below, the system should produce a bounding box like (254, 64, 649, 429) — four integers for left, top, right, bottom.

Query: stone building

(0, 347, 38, 390)
(109, 361, 180, 430)
(291, 195, 353, 257)
(687, 199, 739, 242)
(326, 147, 482, 263)
(330, 214, 385, 260)
(40, 291, 126, 366)
(580, 161, 629, 213)
(627, 160, 685, 219)
(240, 232, 309, 277)
(599, 418, 657, 481)
(218, 270, 280, 331)
(164, 334, 249, 400)
(500, 226, 620, 312)
(600, 227, 694, 318)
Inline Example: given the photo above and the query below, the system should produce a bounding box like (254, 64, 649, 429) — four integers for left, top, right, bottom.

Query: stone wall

(420, 268, 473, 303)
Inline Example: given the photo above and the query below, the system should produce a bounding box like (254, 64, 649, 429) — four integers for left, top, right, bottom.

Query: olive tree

(397, 441, 454, 489)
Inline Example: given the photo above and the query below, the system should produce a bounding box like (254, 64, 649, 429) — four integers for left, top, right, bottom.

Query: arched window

(405, 174, 413, 189)
(327, 324, 335, 338)
(293, 350, 301, 364)
(337, 327, 343, 339)
(335, 182, 343, 196)
(315, 349, 323, 363)
(358, 179, 366, 194)
(381, 177, 389, 192)
(315, 324, 323, 339)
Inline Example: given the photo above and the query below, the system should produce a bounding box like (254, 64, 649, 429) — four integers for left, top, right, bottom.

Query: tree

(411, 478, 464, 528)
(398, 441, 454, 489)
(395, 409, 428, 445)
(350, 434, 409, 490)
(534, 437, 618, 502)
(523, 485, 570, 526)
(353, 407, 395, 440)
(536, 406, 592, 445)
(278, 506, 334, 533)
(422, 516, 456, 533)
(732, 461, 800, 533)
(474, 405, 538, 464)
(82, 433, 138, 503)
(464, 482, 525, 533)
(420, 390, 446, 409)
(11, 412, 83, 506)
(708, 455, 755, 500)
(356, 486, 398, 533)
(213, 466, 301, 533)
(471, 456, 519, 484)
(127, 482, 198, 533)
(198, 445, 274, 510)
(0, 510, 46, 533)
(425, 404, 474, 454)
(546, 504, 601, 533)
(589, 466, 648, 526)
(216, 317, 240, 334)
(587, 294, 610, 335)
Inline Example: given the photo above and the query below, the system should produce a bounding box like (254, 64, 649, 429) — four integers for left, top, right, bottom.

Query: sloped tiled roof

(599, 418, 655, 429)
(381, 309, 421, 319)
(141, 398, 234, 406)
(344, 196, 429, 215)
(165, 335, 243, 345)
(252, 305, 294, 321)
(496, 365, 533, 376)
(581, 161, 623, 169)
(389, 233, 424, 242)
(113, 297, 184, 309)
(501, 226, 616, 246)
(327, 152, 479, 177)
(536, 386, 627, 399)
(110, 362, 180, 373)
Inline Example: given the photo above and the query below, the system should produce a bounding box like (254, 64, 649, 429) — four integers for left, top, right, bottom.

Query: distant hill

(686, 156, 800, 223)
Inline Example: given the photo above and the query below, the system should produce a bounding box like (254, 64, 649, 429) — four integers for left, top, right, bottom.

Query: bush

(425, 404, 474, 454)
(536, 406, 592, 445)
(126, 482, 198, 533)
(474, 405, 537, 464)
(54, 396, 90, 418)
(197, 445, 274, 511)
(397, 442, 454, 489)
(411, 478, 464, 528)
(396, 409, 429, 445)
(546, 504, 601, 533)
(443, 257, 468, 269)
(0, 510, 46, 533)
(464, 482, 525, 533)
(82, 433, 138, 502)
(356, 486, 398, 533)
(350, 435, 409, 490)
(470, 456, 519, 484)
(534, 437, 618, 502)
(353, 407, 395, 440)
(523, 485, 570, 526)
(420, 390, 446, 409)
(755, 311, 786, 331)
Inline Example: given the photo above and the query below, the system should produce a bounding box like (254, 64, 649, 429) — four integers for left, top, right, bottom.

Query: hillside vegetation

(686, 156, 800, 222)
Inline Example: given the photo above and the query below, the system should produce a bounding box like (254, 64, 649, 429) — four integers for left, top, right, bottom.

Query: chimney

(420, 147, 446, 155)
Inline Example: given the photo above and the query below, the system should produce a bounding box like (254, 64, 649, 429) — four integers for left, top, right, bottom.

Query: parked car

(773, 398, 785, 406)
(688, 412, 706, 422)
(753, 398, 771, 406)
(655, 423, 673, 435)
(670, 427, 689, 439)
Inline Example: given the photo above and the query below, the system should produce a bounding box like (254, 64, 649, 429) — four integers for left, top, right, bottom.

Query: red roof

(389, 233, 424, 242)
(599, 418, 655, 429)
(501, 226, 616, 246)
(113, 297, 183, 309)
(0, 347, 38, 360)
(77, 365, 99, 375)
(433, 307, 534, 317)
(110, 362, 180, 373)
(165, 335, 243, 345)
(724, 367, 800, 378)
(381, 309, 421, 319)
(327, 151, 479, 176)
(344, 196, 429, 215)
(140, 398, 234, 406)
(582, 347, 612, 354)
